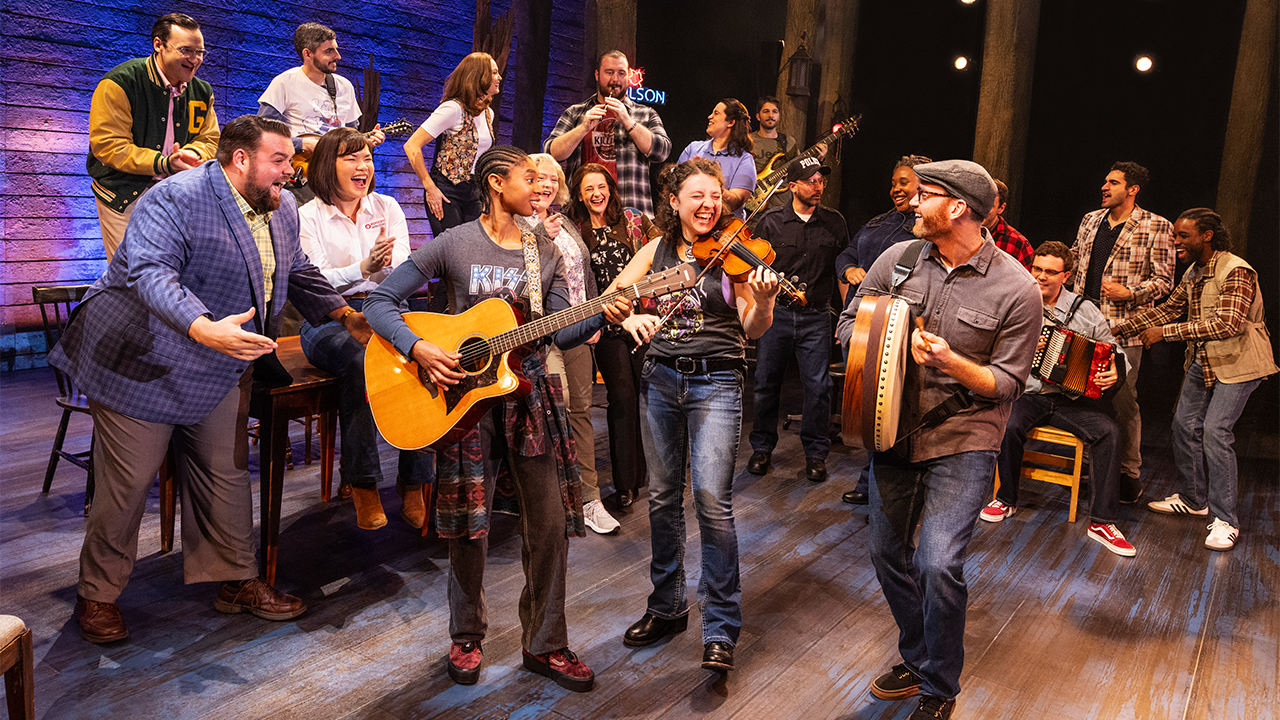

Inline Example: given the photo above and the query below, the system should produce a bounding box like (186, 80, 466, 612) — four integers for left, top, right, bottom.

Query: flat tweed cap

(912, 159, 998, 219)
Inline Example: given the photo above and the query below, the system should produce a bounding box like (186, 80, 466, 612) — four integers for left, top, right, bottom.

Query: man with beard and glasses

(837, 161, 1040, 720)
(544, 50, 671, 215)
(50, 115, 364, 645)
(746, 157, 850, 482)
(87, 12, 220, 261)
(259, 23, 384, 203)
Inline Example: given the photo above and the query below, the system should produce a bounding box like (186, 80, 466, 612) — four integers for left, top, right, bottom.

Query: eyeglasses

(794, 177, 827, 187)
(915, 189, 952, 203)
(1029, 265, 1068, 277)
(165, 42, 208, 59)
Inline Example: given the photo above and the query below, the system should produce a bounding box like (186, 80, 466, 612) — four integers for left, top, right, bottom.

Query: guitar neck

(762, 134, 835, 186)
(489, 285, 638, 355)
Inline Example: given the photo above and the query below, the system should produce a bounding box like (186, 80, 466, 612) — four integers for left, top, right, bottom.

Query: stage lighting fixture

(1136, 56, 1153, 72)
(954, 56, 969, 70)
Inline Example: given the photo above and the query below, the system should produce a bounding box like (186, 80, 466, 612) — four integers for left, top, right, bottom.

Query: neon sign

(626, 67, 666, 106)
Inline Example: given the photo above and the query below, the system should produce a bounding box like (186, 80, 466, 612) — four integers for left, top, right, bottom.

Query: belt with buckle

(652, 355, 745, 375)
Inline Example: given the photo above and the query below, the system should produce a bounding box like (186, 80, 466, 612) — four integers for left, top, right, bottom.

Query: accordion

(1031, 326, 1115, 399)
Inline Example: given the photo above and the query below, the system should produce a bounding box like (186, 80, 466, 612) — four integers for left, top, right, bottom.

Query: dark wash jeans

(749, 304, 834, 460)
(298, 312, 434, 489)
(869, 449, 997, 700)
(996, 392, 1122, 524)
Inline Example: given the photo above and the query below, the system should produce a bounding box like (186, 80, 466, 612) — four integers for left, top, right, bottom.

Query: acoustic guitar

(744, 116, 861, 214)
(366, 262, 699, 450)
(290, 119, 414, 184)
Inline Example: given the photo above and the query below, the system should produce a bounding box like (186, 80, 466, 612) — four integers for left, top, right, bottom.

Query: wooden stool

(994, 425, 1084, 523)
(0, 616, 34, 720)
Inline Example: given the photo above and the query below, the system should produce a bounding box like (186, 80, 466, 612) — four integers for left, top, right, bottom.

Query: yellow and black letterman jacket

(87, 54, 220, 212)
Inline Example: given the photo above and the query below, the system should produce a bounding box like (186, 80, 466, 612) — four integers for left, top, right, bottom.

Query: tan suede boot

(350, 486, 387, 530)
(397, 477, 427, 529)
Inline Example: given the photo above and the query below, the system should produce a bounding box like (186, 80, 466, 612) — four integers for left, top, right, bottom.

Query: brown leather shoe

(337, 482, 354, 500)
(397, 477, 427, 529)
(351, 486, 387, 530)
(214, 578, 306, 621)
(75, 595, 128, 643)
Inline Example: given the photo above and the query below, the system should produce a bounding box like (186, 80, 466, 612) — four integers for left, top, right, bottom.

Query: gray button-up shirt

(838, 233, 1042, 462)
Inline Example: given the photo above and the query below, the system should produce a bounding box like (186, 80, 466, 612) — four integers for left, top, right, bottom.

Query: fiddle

(691, 217, 808, 306)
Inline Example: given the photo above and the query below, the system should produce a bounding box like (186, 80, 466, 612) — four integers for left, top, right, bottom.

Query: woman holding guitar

(608, 158, 780, 673)
(565, 163, 662, 513)
(364, 146, 632, 692)
(403, 52, 500, 236)
(297, 128, 433, 531)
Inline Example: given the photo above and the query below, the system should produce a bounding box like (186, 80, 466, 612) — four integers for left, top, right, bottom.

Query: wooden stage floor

(1, 365, 1276, 719)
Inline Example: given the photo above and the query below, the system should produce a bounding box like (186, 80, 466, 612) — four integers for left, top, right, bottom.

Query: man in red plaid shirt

(982, 179, 1033, 270)
(1069, 161, 1174, 503)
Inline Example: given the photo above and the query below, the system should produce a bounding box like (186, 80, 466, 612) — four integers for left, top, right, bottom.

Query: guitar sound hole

(458, 336, 493, 373)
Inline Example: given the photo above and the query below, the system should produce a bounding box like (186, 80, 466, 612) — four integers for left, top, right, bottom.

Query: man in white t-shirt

(258, 23, 384, 158)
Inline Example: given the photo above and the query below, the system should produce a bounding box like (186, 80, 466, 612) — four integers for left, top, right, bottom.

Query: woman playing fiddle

(609, 158, 780, 673)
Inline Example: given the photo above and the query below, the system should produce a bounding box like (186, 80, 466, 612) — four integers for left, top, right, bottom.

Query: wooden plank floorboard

(2, 367, 1278, 719)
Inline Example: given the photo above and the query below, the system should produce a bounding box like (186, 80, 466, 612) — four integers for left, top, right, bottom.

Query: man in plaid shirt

(982, 179, 1033, 270)
(1069, 161, 1173, 502)
(544, 51, 671, 216)
(1112, 209, 1277, 551)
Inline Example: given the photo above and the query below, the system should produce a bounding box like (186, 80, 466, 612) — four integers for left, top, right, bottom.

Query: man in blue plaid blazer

(50, 115, 362, 644)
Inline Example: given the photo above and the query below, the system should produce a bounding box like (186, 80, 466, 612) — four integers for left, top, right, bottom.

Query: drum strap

(890, 239, 983, 447)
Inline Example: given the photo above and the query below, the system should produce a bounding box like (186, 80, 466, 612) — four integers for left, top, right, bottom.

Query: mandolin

(744, 116, 861, 214)
(290, 118, 414, 184)
(365, 262, 699, 450)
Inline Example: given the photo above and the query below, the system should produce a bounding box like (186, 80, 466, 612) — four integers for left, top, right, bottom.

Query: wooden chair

(33, 285, 95, 515)
(0, 616, 34, 720)
(33, 285, 177, 550)
(994, 425, 1084, 523)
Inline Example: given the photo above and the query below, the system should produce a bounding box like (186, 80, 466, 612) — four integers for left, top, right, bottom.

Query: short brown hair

(293, 23, 335, 58)
(444, 52, 497, 115)
(151, 13, 199, 43)
(216, 115, 292, 166)
(1033, 240, 1074, 276)
(566, 163, 624, 243)
(307, 128, 374, 206)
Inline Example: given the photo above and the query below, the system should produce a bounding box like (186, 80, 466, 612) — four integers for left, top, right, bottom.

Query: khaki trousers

(546, 343, 598, 500)
(78, 374, 257, 602)
(95, 195, 143, 262)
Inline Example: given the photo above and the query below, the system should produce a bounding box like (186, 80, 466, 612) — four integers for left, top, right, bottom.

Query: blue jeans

(299, 317, 434, 489)
(750, 305, 834, 460)
(996, 392, 1122, 524)
(640, 359, 744, 646)
(869, 449, 997, 700)
(1171, 362, 1260, 528)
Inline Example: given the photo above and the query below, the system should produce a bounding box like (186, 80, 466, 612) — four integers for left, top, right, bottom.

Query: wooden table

(249, 336, 338, 586)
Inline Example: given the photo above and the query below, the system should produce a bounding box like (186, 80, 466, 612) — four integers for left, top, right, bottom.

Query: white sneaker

(1147, 493, 1209, 516)
(582, 499, 620, 535)
(979, 500, 1016, 523)
(1205, 518, 1238, 551)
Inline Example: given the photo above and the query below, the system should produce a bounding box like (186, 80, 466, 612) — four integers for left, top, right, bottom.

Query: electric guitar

(365, 262, 699, 450)
(290, 119, 414, 184)
(744, 116, 861, 214)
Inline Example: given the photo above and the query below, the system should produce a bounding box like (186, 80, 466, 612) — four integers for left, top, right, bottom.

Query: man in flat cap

(747, 156, 851, 482)
(837, 160, 1041, 720)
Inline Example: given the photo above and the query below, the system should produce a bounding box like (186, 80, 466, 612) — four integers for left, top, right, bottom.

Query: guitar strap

(520, 229, 544, 318)
(324, 73, 338, 116)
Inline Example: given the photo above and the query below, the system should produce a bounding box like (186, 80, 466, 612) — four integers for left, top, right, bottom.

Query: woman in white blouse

(517, 154, 619, 536)
(298, 128, 433, 531)
(404, 52, 501, 237)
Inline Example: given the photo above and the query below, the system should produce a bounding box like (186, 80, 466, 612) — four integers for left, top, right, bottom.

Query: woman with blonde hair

(516, 154, 617, 535)
(404, 52, 502, 235)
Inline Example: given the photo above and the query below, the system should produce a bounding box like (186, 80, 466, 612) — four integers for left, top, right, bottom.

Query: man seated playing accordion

(980, 241, 1137, 558)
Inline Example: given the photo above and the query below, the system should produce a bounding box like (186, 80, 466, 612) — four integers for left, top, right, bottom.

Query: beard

(599, 81, 625, 99)
(311, 55, 335, 75)
(244, 160, 282, 214)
